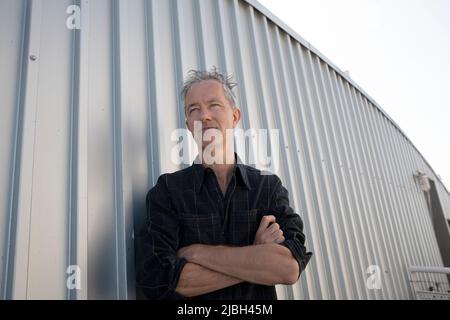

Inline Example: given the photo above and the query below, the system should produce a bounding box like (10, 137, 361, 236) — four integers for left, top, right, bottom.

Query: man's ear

(232, 107, 241, 128)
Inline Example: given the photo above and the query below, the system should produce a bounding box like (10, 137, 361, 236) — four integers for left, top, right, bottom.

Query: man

(136, 68, 312, 299)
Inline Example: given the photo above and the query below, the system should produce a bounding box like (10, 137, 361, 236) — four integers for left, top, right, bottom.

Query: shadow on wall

(133, 187, 149, 300)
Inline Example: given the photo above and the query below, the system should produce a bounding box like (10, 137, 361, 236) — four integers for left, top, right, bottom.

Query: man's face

(185, 80, 241, 151)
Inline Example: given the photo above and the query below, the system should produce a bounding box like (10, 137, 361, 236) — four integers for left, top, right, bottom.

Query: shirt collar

(192, 153, 252, 193)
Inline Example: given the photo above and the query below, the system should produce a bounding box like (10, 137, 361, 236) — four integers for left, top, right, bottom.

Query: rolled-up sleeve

(135, 175, 188, 299)
(269, 175, 312, 277)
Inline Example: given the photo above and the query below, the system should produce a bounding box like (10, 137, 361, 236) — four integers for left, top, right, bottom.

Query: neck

(201, 147, 236, 192)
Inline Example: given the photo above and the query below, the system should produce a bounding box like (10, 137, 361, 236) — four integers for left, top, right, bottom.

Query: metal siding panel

(85, 0, 117, 299)
(151, 0, 180, 175)
(344, 86, 383, 299)
(255, 21, 293, 300)
(383, 110, 434, 290)
(174, 0, 199, 72)
(335, 75, 375, 299)
(70, 0, 90, 300)
(396, 125, 442, 288)
(197, 0, 221, 69)
(327, 71, 368, 299)
(124, 0, 153, 299)
(327, 69, 364, 299)
(357, 92, 407, 299)
(283, 39, 322, 300)
(0, 0, 23, 299)
(235, 4, 260, 136)
(316, 60, 354, 300)
(396, 121, 445, 285)
(378, 109, 420, 295)
(317, 64, 360, 299)
(217, 0, 238, 81)
(113, 0, 129, 299)
(8, 0, 44, 299)
(25, 0, 74, 299)
(0, 0, 28, 299)
(228, 0, 251, 132)
(360, 96, 411, 298)
(303, 53, 345, 300)
(169, 0, 190, 134)
(441, 185, 450, 219)
(349, 86, 396, 299)
(244, 7, 266, 134)
(283, 34, 323, 300)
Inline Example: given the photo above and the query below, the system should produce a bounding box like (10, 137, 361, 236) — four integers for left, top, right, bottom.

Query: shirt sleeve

(135, 175, 188, 300)
(269, 175, 313, 278)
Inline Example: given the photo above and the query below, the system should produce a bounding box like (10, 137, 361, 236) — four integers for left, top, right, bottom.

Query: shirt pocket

(179, 214, 221, 246)
(228, 209, 260, 246)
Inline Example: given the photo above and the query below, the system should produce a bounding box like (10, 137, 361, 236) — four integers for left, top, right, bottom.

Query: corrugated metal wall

(1, 0, 449, 299)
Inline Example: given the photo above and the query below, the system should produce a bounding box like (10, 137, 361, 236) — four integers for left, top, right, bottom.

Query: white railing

(409, 266, 450, 300)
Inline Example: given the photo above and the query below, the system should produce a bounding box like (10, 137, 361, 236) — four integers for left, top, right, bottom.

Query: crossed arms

(175, 215, 300, 297)
(135, 174, 311, 300)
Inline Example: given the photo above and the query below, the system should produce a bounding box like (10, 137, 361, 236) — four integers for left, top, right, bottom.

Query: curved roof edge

(244, 0, 449, 195)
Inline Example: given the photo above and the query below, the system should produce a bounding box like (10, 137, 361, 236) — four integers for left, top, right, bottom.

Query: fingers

(265, 229, 284, 244)
(273, 230, 285, 244)
(254, 215, 287, 245)
(257, 231, 284, 245)
(272, 229, 283, 239)
(255, 215, 276, 237)
(255, 229, 285, 244)
(266, 222, 281, 235)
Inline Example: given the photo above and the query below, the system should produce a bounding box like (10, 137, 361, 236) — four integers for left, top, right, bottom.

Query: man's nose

(199, 108, 212, 121)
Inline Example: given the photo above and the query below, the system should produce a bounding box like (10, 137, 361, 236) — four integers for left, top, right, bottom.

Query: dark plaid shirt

(136, 157, 312, 300)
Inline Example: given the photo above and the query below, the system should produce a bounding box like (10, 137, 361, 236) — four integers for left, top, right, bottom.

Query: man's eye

(189, 107, 200, 113)
(211, 104, 221, 108)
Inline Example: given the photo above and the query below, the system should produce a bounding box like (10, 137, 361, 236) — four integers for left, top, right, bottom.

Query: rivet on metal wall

(30, 55, 37, 61)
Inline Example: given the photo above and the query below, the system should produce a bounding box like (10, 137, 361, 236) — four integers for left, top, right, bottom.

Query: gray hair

(181, 67, 237, 112)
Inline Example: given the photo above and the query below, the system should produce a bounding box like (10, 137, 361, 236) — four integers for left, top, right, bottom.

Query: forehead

(185, 80, 228, 104)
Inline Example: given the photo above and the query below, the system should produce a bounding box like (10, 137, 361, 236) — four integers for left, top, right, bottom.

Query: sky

(257, 0, 450, 190)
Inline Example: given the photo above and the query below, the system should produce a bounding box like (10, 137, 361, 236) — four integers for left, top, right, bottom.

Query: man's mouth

(201, 127, 219, 133)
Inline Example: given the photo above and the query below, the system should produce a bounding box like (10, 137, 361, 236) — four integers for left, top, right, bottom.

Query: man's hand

(253, 215, 285, 245)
